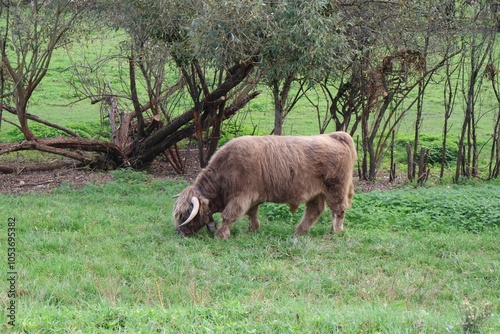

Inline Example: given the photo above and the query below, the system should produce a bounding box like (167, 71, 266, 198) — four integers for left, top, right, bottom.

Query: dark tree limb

(129, 87, 261, 167)
(1, 104, 81, 137)
(0, 137, 124, 167)
(0, 161, 83, 174)
(1, 61, 256, 171)
(129, 55, 145, 139)
(0, 140, 93, 164)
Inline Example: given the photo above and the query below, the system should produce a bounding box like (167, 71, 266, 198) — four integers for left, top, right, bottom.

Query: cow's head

(172, 186, 216, 236)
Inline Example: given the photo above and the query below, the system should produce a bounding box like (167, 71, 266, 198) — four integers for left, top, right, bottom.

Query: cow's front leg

(324, 180, 351, 234)
(247, 204, 260, 232)
(206, 214, 217, 232)
(326, 197, 347, 234)
(295, 195, 325, 235)
(216, 200, 249, 239)
(216, 222, 233, 239)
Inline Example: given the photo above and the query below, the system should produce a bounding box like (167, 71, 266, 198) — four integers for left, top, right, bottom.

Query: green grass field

(0, 171, 498, 332)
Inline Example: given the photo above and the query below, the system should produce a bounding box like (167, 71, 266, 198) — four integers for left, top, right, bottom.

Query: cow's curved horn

(178, 197, 200, 227)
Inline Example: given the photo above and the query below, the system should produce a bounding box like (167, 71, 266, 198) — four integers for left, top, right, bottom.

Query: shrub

(347, 184, 500, 232)
(461, 299, 493, 334)
(218, 122, 266, 146)
(392, 134, 458, 167)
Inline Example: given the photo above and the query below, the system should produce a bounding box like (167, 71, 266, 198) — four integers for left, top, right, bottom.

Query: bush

(348, 183, 500, 232)
(392, 134, 458, 167)
(218, 122, 266, 146)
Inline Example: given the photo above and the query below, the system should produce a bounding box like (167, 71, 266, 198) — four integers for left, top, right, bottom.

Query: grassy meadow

(0, 171, 499, 333)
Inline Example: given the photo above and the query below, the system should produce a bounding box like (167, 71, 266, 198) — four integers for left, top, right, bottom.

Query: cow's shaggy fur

(173, 131, 357, 239)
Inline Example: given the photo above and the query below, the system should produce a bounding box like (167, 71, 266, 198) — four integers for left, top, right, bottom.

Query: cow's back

(205, 134, 354, 205)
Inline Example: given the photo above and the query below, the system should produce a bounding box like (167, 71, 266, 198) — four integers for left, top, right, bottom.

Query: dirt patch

(0, 159, 401, 194)
(0, 167, 114, 194)
(0, 152, 203, 194)
(354, 176, 406, 192)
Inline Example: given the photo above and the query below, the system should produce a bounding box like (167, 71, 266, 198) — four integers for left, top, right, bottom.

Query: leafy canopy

(103, 0, 351, 80)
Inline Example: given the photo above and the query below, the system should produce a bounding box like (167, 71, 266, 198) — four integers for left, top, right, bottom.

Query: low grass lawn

(0, 171, 499, 333)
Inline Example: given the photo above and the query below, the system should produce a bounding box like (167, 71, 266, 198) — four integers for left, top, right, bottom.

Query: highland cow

(173, 131, 357, 239)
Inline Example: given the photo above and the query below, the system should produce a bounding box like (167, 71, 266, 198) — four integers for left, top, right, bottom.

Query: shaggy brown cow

(173, 131, 357, 239)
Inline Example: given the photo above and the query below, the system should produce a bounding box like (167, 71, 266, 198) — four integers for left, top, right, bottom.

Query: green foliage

(0, 178, 499, 332)
(393, 134, 459, 167)
(260, 203, 332, 228)
(257, 0, 350, 82)
(261, 181, 500, 234)
(261, 202, 299, 224)
(218, 122, 266, 146)
(348, 183, 500, 232)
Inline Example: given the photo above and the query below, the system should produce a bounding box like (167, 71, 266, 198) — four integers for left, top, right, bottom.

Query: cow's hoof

(216, 227, 230, 239)
(330, 228, 345, 237)
(332, 225, 344, 233)
(248, 223, 260, 232)
(294, 227, 309, 235)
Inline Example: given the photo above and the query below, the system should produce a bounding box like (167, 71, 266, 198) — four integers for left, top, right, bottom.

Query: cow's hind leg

(216, 199, 250, 239)
(295, 195, 325, 235)
(247, 204, 260, 232)
(326, 185, 354, 233)
(329, 182, 354, 233)
(330, 211, 345, 233)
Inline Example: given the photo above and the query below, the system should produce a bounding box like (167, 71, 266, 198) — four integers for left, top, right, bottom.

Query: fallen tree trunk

(0, 137, 124, 168)
(0, 161, 82, 174)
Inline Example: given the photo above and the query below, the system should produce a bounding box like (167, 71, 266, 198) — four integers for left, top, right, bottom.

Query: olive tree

(68, 0, 352, 167)
(1, 0, 263, 169)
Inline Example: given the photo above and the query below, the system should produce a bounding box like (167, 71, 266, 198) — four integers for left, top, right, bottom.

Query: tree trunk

(128, 61, 255, 165)
(441, 54, 458, 179)
(406, 142, 414, 182)
(273, 82, 283, 136)
(271, 73, 294, 136)
(412, 81, 424, 178)
(0, 62, 259, 171)
(487, 60, 500, 179)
